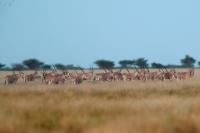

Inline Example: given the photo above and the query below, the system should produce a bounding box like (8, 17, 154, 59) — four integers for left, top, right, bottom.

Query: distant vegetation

(0, 55, 198, 70)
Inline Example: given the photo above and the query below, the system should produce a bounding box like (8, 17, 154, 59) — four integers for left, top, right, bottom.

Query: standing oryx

(20, 71, 42, 83)
(3, 67, 195, 85)
(4, 72, 24, 85)
(42, 70, 66, 85)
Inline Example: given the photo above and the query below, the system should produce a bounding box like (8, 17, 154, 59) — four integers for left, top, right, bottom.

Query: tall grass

(0, 70, 200, 133)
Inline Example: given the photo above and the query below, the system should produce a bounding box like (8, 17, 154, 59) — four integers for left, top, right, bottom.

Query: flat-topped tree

(54, 64, 66, 70)
(94, 60, 115, 70)
(23, 59, 44, 70)
(181, 55, 196, 68)
(135, 58, 148, 68)
(11, 63, 25, 71)
(119, 60, 135, 68)
(41, 64, 51, 70)
(151, 62, 165, 68)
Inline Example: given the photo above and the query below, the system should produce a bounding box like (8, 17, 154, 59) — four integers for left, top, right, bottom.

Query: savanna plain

(0, 70, 200, 133)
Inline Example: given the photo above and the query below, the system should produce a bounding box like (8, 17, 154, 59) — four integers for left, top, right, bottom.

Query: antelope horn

(134, 66, 139, 73)
(52, 65, 57, 72)
(146, 67, 150, 72)
(164, 67, 168, 72)
(91, 66, 94, 74)
(160, 68, 164, 72)
(125, 67, 130, 74)
(54, 65, 57, 72)
(19, 71, 24, 75)
(75, 70, 79, 75)
(78, 66, 83, 70)
(118, 68, 122, 73)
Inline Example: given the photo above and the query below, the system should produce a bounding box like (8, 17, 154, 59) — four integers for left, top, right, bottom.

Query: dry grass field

(0, 70, 200, 133)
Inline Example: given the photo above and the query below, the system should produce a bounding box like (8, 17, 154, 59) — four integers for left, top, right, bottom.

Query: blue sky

(1, 0, 200, 67)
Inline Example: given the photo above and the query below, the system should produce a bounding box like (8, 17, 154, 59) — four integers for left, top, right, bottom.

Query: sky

(0, 0, 200, 67)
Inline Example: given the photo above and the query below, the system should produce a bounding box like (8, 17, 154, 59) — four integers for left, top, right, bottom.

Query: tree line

(0, 59, 80, 71)
(95, 55, 197, 69)
(0, 55, 199, 71)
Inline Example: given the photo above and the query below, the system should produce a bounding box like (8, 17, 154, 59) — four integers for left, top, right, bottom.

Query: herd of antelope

(3, 67, 195, 85)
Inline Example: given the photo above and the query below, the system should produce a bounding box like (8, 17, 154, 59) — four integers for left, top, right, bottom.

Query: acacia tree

(41, 64, 51, 70)
(54, 64, 66, 70)
(151, 62, 165, 68)
(0, 63, 5, 70)
(23, 59, 44, 70)
(181, 55, 196, 68)
(135, 58, 148, 68)
(11, 63, 25, 71)
(94, 60, 115, 70)
(119, 60, 135, 68)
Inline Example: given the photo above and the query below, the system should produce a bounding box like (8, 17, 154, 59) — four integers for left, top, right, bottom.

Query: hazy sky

(1, 0, 200, 67)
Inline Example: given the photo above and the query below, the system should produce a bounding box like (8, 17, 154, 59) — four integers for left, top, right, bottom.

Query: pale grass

(0, 70, 200, 133)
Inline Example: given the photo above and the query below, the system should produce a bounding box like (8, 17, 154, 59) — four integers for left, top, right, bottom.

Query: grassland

(0, 70, 200, 133)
